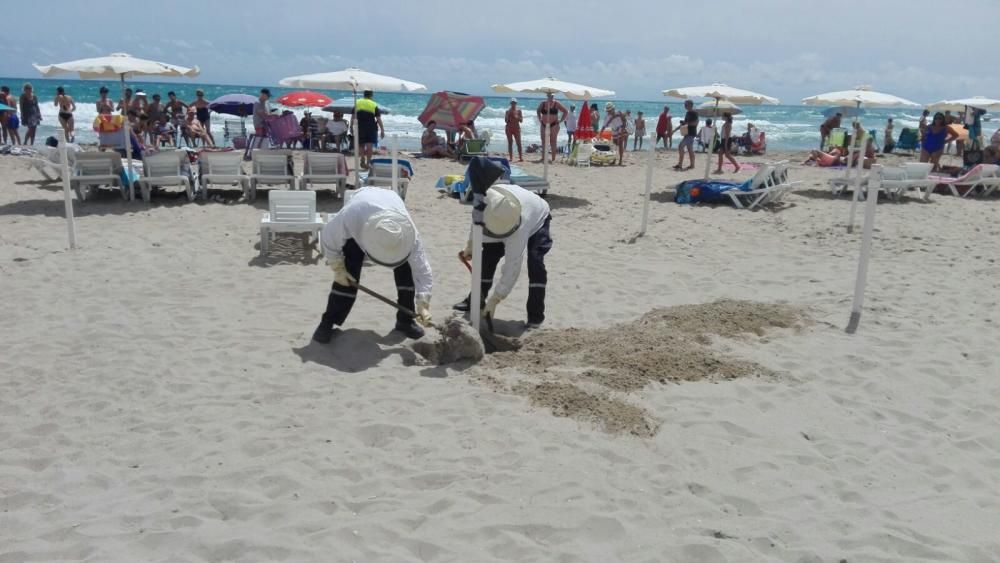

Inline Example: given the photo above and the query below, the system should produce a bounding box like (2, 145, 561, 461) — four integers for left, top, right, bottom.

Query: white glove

(415, 293, 433, 327)
(328, 258, 356, 287)
(459, 239, 473, 262)
(483, 293, 503, 319)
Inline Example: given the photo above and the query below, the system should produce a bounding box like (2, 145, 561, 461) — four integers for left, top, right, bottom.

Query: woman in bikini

(505, 98, 523, 161)
(54, 86, 76, 142)
(95, 86, 115, 115)
(714, 112, 740, 174)
(190, 89, 216, 146)
(535, 92, 566, 163)
(920, 112, 958, 172)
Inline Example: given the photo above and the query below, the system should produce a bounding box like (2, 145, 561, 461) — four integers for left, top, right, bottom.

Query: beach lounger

(70, 152, 126, 202)
(509, 165, 549, 196)
(573, 141, 593, 167)
(199, 151, 247, 200)
(223, 119, 247, 148)
(299, 152, 348, 197)
(929, 163, 1000, 197)
(456, 138, 488, 163)
(137, 150, 193, 202)
(725, 163, 798, 209)
(26, 144, 80, 182)
(364, 158, 413, 199)
(249, 149, 296, 201)
(259, 190, 325, 257)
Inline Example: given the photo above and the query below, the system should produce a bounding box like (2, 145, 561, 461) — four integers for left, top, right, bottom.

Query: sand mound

(481, 299, 807, 435)
(412, 315, 485, 364)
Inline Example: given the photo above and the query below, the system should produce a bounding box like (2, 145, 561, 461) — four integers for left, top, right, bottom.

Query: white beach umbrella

(664, 83, 779, 179)
(33, 53, 200, 247)
(926, 96, 1000, 113)
(801, 87, 921, 109)
(697, 100, 742, 117)
(279, 68, 426, 186)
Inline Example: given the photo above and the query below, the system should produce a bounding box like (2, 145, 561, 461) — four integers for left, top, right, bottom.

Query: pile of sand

(480, 299, 806, 436)
(411, 314, 485, 364)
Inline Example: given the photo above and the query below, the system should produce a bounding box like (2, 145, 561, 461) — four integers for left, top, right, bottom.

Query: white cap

(510, 97, 517, 104)
(359, 210, 416, 267)
(483, 186, 522, 238)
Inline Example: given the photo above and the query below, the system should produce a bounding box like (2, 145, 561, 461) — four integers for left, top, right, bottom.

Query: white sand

(2, 146, 999, 562)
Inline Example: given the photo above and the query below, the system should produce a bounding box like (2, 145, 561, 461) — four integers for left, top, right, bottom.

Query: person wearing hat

(313, 187, 433, 343)
(454, 161, 552, 328)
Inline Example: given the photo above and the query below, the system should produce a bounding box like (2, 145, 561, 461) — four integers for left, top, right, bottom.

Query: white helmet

(483, 186, 522, 238)
(359, 210, 416, 267)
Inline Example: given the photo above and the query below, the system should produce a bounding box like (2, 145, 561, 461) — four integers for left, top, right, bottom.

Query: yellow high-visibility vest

(355, 98, 377, 114)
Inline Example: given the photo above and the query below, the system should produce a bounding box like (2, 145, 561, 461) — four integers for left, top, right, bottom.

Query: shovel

(459, 253, 500, 354)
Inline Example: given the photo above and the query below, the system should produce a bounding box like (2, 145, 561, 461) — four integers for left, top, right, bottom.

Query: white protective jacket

(479, 184, 550, 299)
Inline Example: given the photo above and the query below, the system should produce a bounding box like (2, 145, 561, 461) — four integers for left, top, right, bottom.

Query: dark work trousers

(480, 215, 552, 324)
(321, 239, 416, 328)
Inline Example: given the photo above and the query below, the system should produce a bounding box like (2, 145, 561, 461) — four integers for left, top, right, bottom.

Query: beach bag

(674, 179, 740, 204)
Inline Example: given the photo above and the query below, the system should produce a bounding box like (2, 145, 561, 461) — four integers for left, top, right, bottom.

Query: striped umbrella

(417, 91, 485, 130)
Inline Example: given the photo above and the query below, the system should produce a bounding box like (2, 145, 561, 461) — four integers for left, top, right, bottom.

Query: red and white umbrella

(276, 90, 332, 108)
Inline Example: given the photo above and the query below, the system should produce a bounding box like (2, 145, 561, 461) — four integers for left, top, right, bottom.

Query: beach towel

(674, 178, 752, 204)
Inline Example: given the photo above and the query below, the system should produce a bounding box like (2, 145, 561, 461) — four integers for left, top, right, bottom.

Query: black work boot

(312, 324, 338, 344)
(394, 320, 426, 339)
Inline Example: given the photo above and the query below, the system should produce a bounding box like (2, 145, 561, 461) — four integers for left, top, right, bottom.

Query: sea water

(2, 77, 994, 152)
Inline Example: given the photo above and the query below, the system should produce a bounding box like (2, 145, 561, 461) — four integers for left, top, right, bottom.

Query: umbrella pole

(846, 164, 880, 334)
(352, 88, 360, 188)
(639, 131, 656, 236)
(543, 122, 550, 180)
(121, 74, 134, 200)
(59, 128, 76, 249)
(843, 101, 861, 185)
(390, 134, 399, 195)
(846, 128, 867, 234)
(704, 98, 719, 180)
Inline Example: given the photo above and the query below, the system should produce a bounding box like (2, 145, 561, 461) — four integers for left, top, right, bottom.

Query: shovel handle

(352, 280, 416, 318)
(458, 252, 472, 272)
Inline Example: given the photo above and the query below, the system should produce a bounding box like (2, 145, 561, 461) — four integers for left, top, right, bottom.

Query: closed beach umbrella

(576, 104, 594, 140)
(276, 90, 333, 108)
(209, 93, 256, 117)
(32, 52, 200, 248)
(418, 91, 486, 131)
(279, 68, 426, 186)
(492, 77, 615, 179)
(697, 100, 742, 118)
(664, 83, 779, 179)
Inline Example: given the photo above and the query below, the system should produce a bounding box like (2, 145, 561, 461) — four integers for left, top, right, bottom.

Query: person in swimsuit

(146, 93, 165, 144)
(116, 88, 132, 112)
(421, 120, 450, 157)
(918, 109, 929, 141)
(535, 92, 567, 163)
(920, 112, 958, 172)
(633, 111, 646, 151)
(600, 103, 627, 166)
(0, 85, 17, 145)
(590, 103, 599, 134)
(505, 98, 523, 161)
(883, 118, 895, 154)
(53, 86, 76, 143)
(714, 112, 740, 174)
(183, 108, 213, 147)
(190, 89, 215, 146)
(96, 86, 115, 115)
(565, 104, 577, 149)
(655, 106, 671, 149)
(673, 100, 699, 170)
(820, 113, 842, 149)
(19, 83, 41, 145)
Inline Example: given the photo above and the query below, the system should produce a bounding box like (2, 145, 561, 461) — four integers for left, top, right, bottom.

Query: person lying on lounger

(421, 120, 451, 158)
(804, 140, 875, 168)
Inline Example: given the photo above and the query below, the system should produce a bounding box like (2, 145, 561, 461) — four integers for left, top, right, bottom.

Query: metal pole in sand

(846, 131, 867, 233)
(390, 133, 399, 195)
(470, 226, 484, 332)
(58, 129, 77, 249)
(639, 131, 656, 236)
(846, 164, 880, 334)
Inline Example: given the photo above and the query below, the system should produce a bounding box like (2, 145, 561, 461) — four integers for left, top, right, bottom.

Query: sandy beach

(2, 147, 999, 562)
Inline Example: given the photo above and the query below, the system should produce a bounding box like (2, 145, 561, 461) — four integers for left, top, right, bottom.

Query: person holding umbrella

(313, 186, 433, 344)
(354, 89, 385, 170)
(453, 159, 553, 329)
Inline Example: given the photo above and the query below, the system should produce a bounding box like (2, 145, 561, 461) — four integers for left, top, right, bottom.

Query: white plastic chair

(249, 149, 296, 201)
(259, 190, 326, 257)
(575, 142, 593, 167)
(364, 162, 410, 199)
(199, 151, 247, 200)
(138, 150, 193, 202)
(299, 152, 348, 197)
(70, 152, 125, 202)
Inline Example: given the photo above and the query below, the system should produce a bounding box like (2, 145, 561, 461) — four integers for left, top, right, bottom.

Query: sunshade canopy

(33, 52, 200, 79)
(491, 77, 614, 100)
(418, 91, 486, 130)
(802, 86, 920, 108)
(697, 100, 742, 117)
(321, 97, 392, 115)
(279, 68, 426, 93)
(926, 96, 1000, 112)
(209, 93, 256, 117)
(276, 91, 332, 108)
(664, 83, 779, 105)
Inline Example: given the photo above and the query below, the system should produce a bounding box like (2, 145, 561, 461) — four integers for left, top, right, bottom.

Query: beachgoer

(165, 91, 187, 123)
(96, 86, 114, 115)
(920, 112, 958, 172)
(19, 83, 41, 145)
(673, 100, 698, 170)
(253, 88, 272, 141)
(698, 119, 715, 153)
(820, 112, 842, 149)
(325, 111, 349, 151)
(535, 92, 567, 163)
(565, 104, 577, 148)
(600, 103, 627, 165)
(944, 110, 954, 125)
(590, 103, 599, 134)
(190, 89, 215, 146)
(633, 111, 646, 150)
(54, 86, 76, 142)
(154, 116, 175, 147)
(453, 184, 552, 329)
(918, 109, 930, 140)
(146, 93, 165, 144)
(883, 118, 895, 154)
(505, 98, 523, 161)
(184, 108, 213, 147)
(116, 88, 132, 112)
(354, 90, 384, 170)
(714, 112, 740, 174)
(1, 85, 20, 145)
(655, 106, 671, 149)
(313, 186, 433, 344)
(623, 110, 634, 152)
(421, 120, 450, 157)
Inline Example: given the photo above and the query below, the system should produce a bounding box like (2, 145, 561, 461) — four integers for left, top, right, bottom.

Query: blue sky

(1, 0, 996, 103)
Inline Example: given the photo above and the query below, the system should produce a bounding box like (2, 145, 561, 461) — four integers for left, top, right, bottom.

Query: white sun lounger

(248, 149, 296, 201)
(726, 163, 798, 210)
(70, 152, 126, 202)
(199, 151, 247, 200)
(930, 164, 1000, 198)
(299, 152, 348, 197)
(26, 145, 80, 181)
(259, 190, 326, 257)
(137, 150, 194, 202)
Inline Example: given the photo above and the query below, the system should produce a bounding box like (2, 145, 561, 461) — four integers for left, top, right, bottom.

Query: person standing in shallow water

(54, 86, 76, 142)
(505, 98, 523, 162)
(19, 83, 41, 146)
